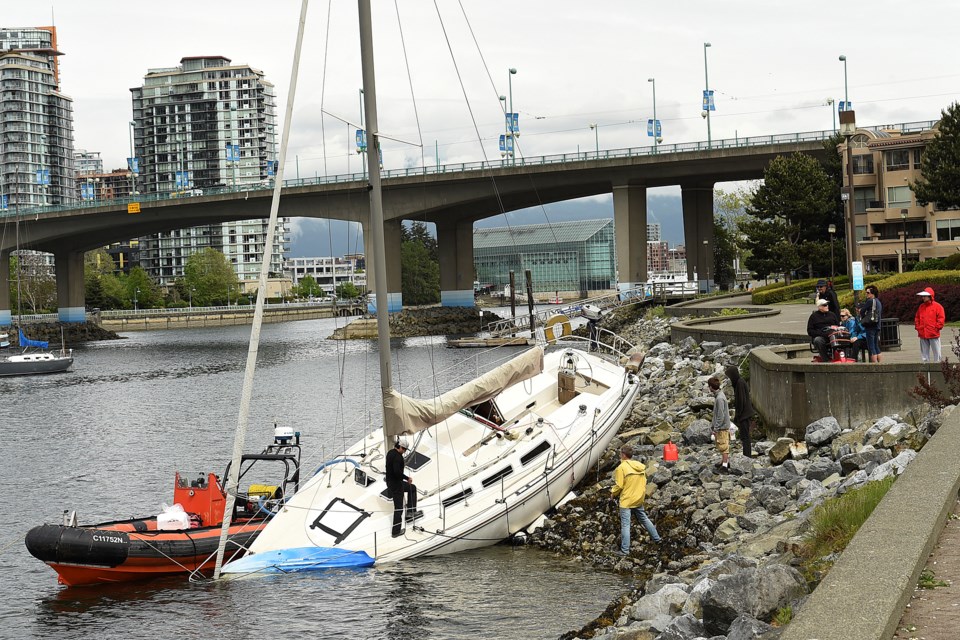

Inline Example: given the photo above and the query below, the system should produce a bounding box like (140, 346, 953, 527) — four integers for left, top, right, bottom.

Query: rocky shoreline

(525, 308, 944, 640)
(13, 321, 121, 346)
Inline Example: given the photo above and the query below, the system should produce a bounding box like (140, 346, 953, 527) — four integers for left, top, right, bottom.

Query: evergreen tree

(912, 102, 960, 208)
(399, 221, 440, 305)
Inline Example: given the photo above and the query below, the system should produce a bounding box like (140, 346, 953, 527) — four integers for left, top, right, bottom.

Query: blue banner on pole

(35, 169, 50, 185)
(1, 194, 8, 210)
(80, 184, 92, 200)
(356, 129, 367, 152)
(647, 119, 662, 137)
(702, 90, 716, 111)
(267, 160, 278, 176)
(505, 135, 514, 153)
(838, 101, 853, 112)
(511, 113, 519, 134)
(127, 157, 140, 174)
(175, 171, 189, 189)
(499, 134, 506, 152)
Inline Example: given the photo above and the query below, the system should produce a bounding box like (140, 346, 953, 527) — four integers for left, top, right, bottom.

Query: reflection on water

(3, 319, 626, 639)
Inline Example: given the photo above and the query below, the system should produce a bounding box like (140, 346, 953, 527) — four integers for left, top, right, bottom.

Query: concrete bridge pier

(364, 220, 403, 313)
(437, 220, 475, 307)
(0, 250, 10, 326)
(681, 182, 715, 292)
(54, 249, 86, 323)
(613, 183, 648, 295)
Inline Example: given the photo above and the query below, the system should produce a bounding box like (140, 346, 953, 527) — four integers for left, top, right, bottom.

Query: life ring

(543, 314, 571, 344)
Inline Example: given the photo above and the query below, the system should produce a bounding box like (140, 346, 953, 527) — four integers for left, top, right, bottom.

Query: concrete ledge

(671, 308, 805, 346)
(749, 345, 944, 437)
(781, 408, 960, 640)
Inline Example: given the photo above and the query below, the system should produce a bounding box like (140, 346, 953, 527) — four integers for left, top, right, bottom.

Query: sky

(6, 0, 960, 252)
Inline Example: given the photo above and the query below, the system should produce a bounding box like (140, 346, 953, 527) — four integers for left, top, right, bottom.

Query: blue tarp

(19, 329, 48, 349)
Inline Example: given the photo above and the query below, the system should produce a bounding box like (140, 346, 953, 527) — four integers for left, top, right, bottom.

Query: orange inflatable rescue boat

(25, 428, 301, 587)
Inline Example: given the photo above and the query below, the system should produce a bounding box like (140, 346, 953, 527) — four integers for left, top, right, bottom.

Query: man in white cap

(807, 299, 839, 362)
(386, 435, 419, 537)
(915, 287, 945, 363)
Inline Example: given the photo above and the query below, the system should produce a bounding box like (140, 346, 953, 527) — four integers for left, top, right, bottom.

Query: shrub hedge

(836, 270, 960, 322)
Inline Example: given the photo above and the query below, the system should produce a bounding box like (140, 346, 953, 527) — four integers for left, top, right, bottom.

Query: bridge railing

(2, 119, 939, 219)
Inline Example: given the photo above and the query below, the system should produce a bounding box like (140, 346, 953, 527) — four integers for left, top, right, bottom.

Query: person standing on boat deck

(386, 436, 418, 538)
(611, 445, 661, 556)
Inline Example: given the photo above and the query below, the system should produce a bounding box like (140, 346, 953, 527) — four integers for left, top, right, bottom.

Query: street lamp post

(134, 288, 140, 312)
(828, 223, 836, 279)
(589, 123, 599, 155)
(826, 99, 836, 133)
(508, 67, 517, 165)
(901, 209, 909, 273)
(189, 287, 195, 309)
(648, 77, 661, 151)
(703, 42, 712, 148)
(838, 55, 849, 108)
(703, 239, 711, 293)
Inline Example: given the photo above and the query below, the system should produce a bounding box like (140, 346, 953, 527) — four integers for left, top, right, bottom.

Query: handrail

(1, 119, 939, 220)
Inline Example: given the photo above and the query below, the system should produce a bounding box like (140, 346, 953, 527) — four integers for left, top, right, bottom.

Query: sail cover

(19, 329, 48, 349)
(383, 347, 544, 437)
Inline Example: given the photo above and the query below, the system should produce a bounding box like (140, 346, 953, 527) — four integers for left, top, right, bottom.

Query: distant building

(130, 56, 286, 284)
(841, 120, 960, 272)
(284, 256, 367, 296)
(473, 219, 616, 298)
(74, 149, 103, 176)
(0, 26, 76, 208)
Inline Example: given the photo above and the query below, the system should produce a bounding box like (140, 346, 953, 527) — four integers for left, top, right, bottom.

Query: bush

(911, 331, 960, 407)
(837, 271, 960, 321)
(911, 258, 946, 271)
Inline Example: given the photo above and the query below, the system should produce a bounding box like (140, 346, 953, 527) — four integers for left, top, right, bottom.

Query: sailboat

(219, 1, 645, 575)
(0, 327, 73, 376)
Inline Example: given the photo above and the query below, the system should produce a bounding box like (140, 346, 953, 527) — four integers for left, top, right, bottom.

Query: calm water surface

(0, 317, 626, 639)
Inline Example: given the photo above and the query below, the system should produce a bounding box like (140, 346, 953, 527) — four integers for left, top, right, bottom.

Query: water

(0, 317, 627, 639)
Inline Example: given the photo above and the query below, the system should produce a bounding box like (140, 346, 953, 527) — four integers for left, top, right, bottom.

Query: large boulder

(654, 613, 707, 640)
(701, 564, 807, 635)
(627, 583, 690, 621)
(683, 419, 714, 445)
(867, 449, 917, 482)
(805, 416, 841, 446)
(768, 438, 794, 465)
(839, 446, 892, 475)
(726, 614, 782, 640)
(805, 458, 841, 482)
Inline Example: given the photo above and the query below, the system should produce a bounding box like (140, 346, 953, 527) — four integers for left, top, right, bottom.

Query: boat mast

(358, 0, 396, 455)
(212, 0, 309, 580)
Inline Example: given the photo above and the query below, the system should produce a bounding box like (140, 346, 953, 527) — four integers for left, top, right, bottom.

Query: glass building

(474, 219, 616, 296)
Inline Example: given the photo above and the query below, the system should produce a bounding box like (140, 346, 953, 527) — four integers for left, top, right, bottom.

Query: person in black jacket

(807, 299, 840, 362)
(816, 279, 840, 318)
(386, 436, 419, 537)
(725, 365, 755, 458)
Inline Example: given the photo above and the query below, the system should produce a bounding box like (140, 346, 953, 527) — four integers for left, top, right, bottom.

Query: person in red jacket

(915, 287, 946, 363)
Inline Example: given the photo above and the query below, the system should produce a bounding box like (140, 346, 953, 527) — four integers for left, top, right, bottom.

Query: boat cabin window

(442, 487, 474, 508)
(467, 400, 504, 426)
(481, 466, 514, 488)
(520, 441, 552, 467)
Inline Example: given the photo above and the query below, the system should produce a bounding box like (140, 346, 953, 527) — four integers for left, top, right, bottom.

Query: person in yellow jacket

(611, 444, 662, 556)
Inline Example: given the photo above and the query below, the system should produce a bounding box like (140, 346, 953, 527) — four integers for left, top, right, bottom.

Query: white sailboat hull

(223, 346, 639, 573)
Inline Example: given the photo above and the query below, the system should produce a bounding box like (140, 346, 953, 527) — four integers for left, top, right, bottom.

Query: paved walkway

(691, 294, 932, 364)
(690, 294, 959, 639)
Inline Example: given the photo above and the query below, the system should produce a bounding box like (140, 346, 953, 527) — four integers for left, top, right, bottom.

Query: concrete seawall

(101, 305, 362, 331)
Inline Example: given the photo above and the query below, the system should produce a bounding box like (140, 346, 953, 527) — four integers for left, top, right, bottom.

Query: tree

(741, 153, 839, 281)
(125, 266, 161, 310)
(294, 275, 323, 299)
(912, 102, 960, 208)
(335, 282, 360, 299)
(10, 253, 56, 314)
(84, 249, 121, 310)
(400, 221, 440, 305)
(714, 186, 757, 288)
(182, 248, 239, 306)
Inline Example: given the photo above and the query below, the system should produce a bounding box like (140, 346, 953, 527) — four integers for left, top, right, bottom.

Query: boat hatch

(309, 497, 370, 545)
(520, 441, 552, 466)
(404, 450, 431, 471)
(467, 399, 504, 426)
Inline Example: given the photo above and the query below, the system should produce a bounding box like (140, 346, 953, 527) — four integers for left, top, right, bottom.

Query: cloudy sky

(9, 0, 958, 173)
(7, 1, 960, 251)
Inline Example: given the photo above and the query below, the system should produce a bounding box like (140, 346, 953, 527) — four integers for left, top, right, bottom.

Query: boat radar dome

(274, 424, 295, 444)
(582, 304, 602, 321)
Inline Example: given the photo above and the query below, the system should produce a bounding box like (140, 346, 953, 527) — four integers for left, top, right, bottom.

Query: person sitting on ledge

(807, 298, 839, 362)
